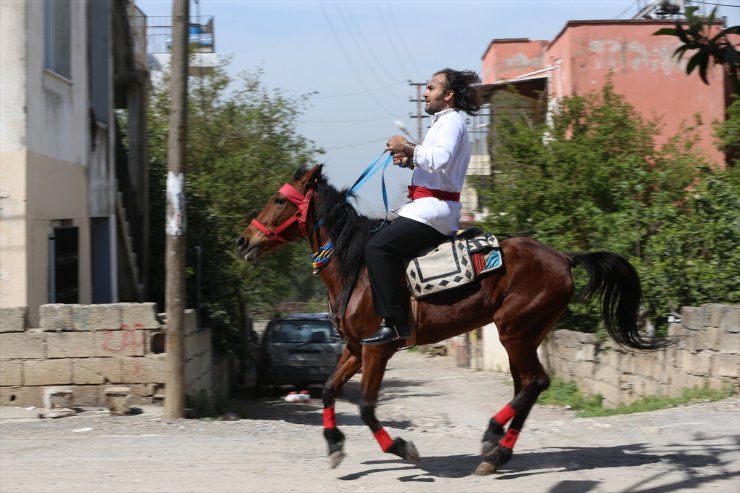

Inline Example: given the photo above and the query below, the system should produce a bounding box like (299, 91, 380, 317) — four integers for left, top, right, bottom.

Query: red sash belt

(407, 186, 460, 201)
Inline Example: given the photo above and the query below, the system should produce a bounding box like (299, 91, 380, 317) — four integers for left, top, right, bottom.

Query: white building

(0, 0, 150, 323)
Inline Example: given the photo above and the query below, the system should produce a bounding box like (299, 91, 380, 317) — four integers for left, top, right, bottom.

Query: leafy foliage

(653, 6, 740, 95)
(147, 62, 328, 355)
(479, 83, 739, 331)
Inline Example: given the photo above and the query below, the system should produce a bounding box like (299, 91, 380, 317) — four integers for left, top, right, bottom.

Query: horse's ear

(300, 164, 323, 187)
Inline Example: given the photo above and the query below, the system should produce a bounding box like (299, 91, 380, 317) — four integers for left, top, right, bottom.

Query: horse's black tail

(567, 252, 672, 350)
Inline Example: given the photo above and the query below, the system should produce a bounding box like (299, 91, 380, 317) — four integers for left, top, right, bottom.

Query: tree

(147, 61, 328, 355)
(654, 6, 740, 95)
(479, 83, 739, 330)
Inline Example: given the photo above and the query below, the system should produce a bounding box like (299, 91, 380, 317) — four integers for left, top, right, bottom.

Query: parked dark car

(256, 313, 344, 394)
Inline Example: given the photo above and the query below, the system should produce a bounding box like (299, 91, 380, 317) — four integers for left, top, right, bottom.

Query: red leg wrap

(373, 428, 394, 452)
(500, 428, 520, 449)
(493, 403, 516, 425)
(323, 407, 336, 428)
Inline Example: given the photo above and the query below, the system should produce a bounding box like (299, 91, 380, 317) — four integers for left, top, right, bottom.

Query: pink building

(481, 20, 732, 166)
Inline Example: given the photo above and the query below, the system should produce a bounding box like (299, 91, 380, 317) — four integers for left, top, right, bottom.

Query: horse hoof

(473, 461, 498, 476)
(329, 450, 346, 469)
(405, 440, 421, 464)
(480, 440, 496, 456)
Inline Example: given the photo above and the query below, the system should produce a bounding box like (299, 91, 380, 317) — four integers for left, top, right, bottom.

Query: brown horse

(237, 164, 668, 475)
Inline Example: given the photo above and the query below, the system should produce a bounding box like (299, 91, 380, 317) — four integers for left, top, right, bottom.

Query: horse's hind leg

(475, 344, 550, 475)
(322, 347, 361, 469)
(358, 346, 421, 464)
(475, 303, 566, 475)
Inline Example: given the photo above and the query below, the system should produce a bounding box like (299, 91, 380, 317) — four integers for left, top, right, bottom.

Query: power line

(300, 116, 389, 123)
(337, 3, 405, 99)
(323, 137, 387, 150)
(311, 82, 406, 100)
(381, 3, 423, 76)
(374, 4, 414, 81)
(690, 1, 740, 8)
(317, 1, 399, 118)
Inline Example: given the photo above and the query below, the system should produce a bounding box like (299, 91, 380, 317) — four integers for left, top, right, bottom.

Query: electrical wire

(323, 137, 388, 150)
(300, 116, 390, 123)
(311, 82, 406, 100)
(337, 3, 406, 98)
(317, 1, 399, 118)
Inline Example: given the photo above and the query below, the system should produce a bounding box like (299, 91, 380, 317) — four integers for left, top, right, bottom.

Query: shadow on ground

(336, 439, 740, 493)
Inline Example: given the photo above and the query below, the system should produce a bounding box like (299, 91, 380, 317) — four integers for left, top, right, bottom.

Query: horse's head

(237, 164, 323, 261)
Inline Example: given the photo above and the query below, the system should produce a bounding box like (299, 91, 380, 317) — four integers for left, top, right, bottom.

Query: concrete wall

(0, 304, 213, 408)
(539, 304, 739, 407)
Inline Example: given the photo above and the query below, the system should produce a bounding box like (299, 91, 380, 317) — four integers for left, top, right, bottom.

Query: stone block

(105, 386, 132, 415)
(681, 306, 704, 331)
(575, 344, 596, 362)
(686, 351, 713, 376)
(719, 306, 739, 333)
(121, 302, 160, 330)
(23, 359, 72, 386)
(40, 304, 74, 332)
(184, 309, 198, 336)
(714, 353, 740, 378)
(695, 326, 722, 352)
(121, 355, 166, 383)
(719, 329, 740, 355)
(70, 358, 122, 385)
(71, 385, 103, 407)
(0, 386, 43, 407)
(594, 364, 622, 386)
(0, 331, 45, 359)
(599, 384, 623, 408)
(706, 304, 727, 329)
(604, 349, 621, 369)
(72, 304, 121, 331)
(97, 328, 145, 357)
(0, 307, 27, 333)
(46, 332, 96, 358)
(634, 353, 655, 378)
(0, 360, 22, 386)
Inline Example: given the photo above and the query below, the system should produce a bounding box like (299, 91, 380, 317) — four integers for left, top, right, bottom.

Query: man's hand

(385, 135, 408, 154)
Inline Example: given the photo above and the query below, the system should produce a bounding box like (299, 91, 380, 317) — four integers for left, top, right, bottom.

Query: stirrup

(361, 319, 405, 346)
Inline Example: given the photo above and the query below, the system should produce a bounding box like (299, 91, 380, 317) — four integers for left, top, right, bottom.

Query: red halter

(250, 182, 315, 242)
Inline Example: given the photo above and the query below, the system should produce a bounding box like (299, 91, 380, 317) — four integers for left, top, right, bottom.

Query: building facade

(0, 0, 149, 324)
(481, 19, 731, 167)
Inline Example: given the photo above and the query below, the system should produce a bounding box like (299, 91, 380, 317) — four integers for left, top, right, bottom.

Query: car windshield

(270, 321, 333, 344)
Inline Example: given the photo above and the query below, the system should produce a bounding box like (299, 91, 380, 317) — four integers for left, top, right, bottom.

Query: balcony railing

(144, 15, 215, 54)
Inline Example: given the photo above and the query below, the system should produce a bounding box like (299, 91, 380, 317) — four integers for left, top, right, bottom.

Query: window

(44, 0, 71, 79)
(49, 226, 79, 303)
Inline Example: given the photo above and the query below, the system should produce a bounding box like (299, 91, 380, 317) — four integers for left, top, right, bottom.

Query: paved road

(1, 350, 739, 493)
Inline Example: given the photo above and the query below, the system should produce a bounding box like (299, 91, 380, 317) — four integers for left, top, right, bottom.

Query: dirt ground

(1, 350, 739, 493)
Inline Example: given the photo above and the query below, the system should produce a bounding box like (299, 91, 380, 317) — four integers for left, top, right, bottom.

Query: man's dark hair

(435, 68, 481, 116)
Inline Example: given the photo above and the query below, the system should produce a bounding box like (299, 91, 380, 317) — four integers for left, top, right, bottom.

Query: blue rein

(346, 152, 393, 230)
(311, 152, 393, 271)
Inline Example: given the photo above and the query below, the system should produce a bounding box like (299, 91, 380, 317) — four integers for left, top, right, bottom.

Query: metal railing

(143, 15, 215, 54)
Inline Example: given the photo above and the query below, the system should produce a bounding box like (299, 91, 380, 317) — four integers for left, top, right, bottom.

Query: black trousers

(365, 217, 447, 320)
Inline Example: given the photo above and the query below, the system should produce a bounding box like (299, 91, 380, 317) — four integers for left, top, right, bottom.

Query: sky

(136, 0, 740, 215)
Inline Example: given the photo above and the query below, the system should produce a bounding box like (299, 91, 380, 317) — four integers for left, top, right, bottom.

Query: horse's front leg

(359, 345, 421, 464)
(322, 346, 361, 469)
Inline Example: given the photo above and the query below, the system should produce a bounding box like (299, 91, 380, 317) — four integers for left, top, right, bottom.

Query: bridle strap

(250, 182, 315, 242)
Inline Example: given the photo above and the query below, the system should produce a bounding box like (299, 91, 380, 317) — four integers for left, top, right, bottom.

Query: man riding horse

(362, 68, 482, 345)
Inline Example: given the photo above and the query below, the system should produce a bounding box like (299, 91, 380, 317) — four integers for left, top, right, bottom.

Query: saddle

(405, 228, 503, 298)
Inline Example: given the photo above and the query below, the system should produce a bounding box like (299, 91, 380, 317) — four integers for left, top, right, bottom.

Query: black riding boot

(361, 318, 410, 345)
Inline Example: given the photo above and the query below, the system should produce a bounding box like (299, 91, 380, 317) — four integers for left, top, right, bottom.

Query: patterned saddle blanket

(405, 228, 503, 298)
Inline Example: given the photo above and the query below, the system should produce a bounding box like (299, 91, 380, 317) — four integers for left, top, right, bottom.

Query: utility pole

(408, 81, 428, 143)
(164, 0, 189, 420)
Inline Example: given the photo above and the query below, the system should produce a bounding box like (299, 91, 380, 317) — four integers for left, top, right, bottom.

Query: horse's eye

(275, 197, 287, 205)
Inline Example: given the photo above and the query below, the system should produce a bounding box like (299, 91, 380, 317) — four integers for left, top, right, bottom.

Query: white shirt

(398, 109, 471, 236)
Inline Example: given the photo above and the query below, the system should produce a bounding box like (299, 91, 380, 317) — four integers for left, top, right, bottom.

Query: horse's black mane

(294, 165, 386, 284)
